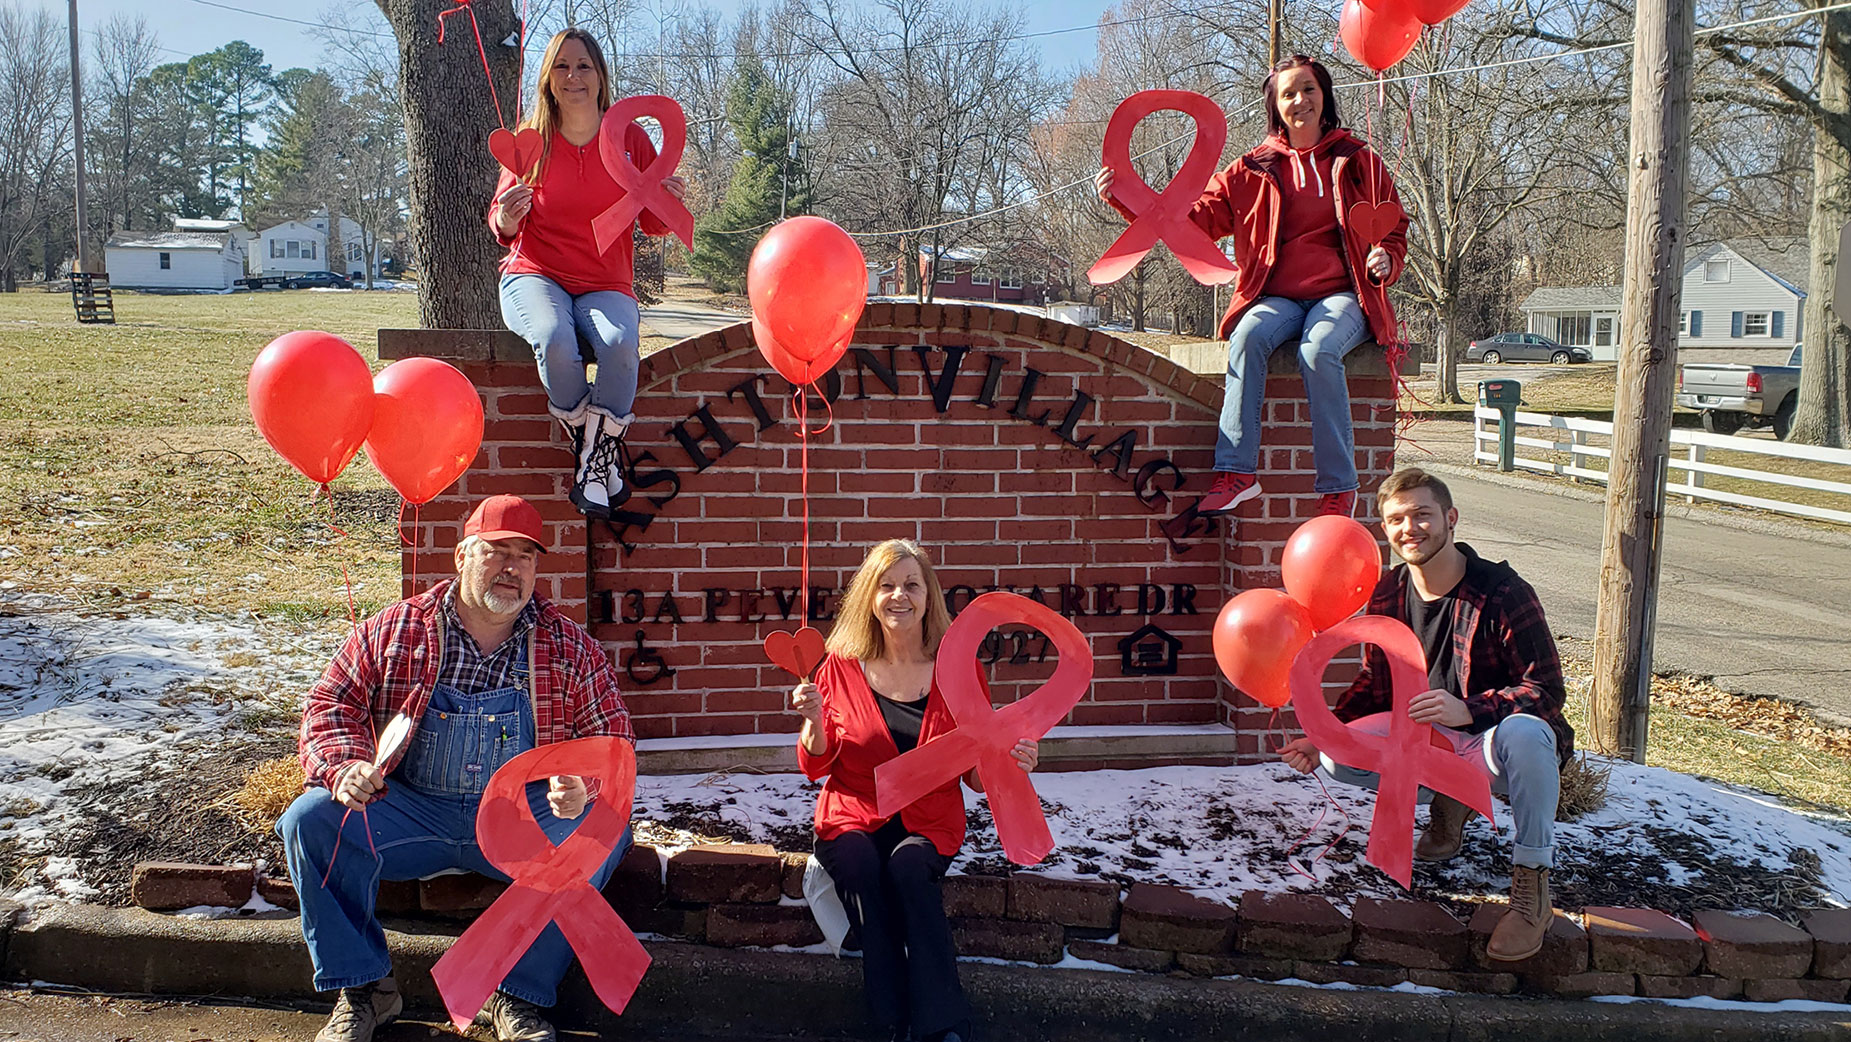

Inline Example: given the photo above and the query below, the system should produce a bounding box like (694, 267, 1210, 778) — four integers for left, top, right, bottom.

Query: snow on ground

(636, 758, 1851, 915)
(0, 591, 323, 903)
(3, 588, 1848, 920)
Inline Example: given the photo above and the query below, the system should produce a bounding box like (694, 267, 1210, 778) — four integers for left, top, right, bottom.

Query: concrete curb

(4, 904, 1847, 1040)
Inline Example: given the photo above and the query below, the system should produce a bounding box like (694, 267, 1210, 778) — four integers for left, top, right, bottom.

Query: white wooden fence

(1472, 406, 1851, 526)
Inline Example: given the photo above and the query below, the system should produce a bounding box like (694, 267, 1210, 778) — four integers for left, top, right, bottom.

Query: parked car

(1676, 342, 1802, 439)
(283, 271, 352, 290)
(1464, 333, 1593, 365)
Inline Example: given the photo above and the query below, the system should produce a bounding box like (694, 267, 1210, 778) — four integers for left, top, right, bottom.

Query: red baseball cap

(463, 495, 546, 550)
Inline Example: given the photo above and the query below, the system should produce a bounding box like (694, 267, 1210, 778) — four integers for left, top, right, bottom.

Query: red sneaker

(1316, 490, 1357, 518)
(1199, 472, 1261, 515)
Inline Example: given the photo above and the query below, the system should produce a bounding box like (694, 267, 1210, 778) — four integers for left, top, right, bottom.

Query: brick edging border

(125, 852, 1851, 1006)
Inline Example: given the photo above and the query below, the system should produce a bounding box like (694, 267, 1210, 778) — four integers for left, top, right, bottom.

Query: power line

(175, 0, 1151, 60)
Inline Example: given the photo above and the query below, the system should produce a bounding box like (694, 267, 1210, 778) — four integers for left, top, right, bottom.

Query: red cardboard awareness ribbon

(591, 94, 695, 255)
(430, 737, 649, 1030)
(1287, 615, 1496, 889)
(874, 592, 1093, 867)
(1089, 89, 1238, 287)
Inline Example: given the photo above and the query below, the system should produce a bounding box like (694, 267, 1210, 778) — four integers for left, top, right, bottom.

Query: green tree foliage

(186, 41, 274, 217)
(690, 52, 806, 293)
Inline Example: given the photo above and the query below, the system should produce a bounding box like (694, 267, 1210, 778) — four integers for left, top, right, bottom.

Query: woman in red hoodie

(1097, 55, 1408, 519)
(491, 28, 684, 519)
(789, 539, 1038, 1042)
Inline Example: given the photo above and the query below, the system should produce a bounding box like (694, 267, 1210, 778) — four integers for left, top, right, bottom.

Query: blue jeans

(1217, 293, 1370, 492)
(1321, 712, 1560, 869)
(499, 273, 642, 415)
(277, 782, 631, 1005)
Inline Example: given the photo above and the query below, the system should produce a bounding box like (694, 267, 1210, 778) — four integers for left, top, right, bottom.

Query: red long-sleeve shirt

(489, 123, 670, 298)
(798, 654, 970, 857)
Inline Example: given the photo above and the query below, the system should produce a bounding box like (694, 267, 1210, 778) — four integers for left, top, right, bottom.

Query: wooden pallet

(71, 273, 114, 324)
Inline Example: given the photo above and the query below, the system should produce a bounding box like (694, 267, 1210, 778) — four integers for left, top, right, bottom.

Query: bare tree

(87, 14, 158, 241)
(1360, 16, 1595, 403)
(802, 0, 1054, 300)
(0, 4, 71, 290)
(375, 0, 519, 326)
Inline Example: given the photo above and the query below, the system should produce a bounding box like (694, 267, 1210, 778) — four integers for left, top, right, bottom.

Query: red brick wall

(379, 303, 1398, 764)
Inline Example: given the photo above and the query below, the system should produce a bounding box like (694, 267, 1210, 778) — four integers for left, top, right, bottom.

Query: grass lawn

(5, 289, 421, 623)
(1560, 646, 1851, 817)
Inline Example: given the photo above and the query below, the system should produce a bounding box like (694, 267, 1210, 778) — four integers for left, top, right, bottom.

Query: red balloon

(1407, 0, 1470, 24)
(1281, 515, 1384, 631)
(747, 216, 867, 357)
(1212, 589, 1315, 708)
(248, 331, 375, 485)
(753, 317, 850, 386)
(1340, 0, 1422, 73)
(362, 358, 484, 505)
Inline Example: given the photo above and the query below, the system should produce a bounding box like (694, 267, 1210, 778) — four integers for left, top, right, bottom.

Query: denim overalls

(278, 639, 632, 1006)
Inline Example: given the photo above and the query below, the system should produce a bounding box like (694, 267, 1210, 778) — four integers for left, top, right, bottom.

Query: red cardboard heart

(489, 127, 543, 178)
(764, 626, 827, 680)
(1347, 199, 1404, 246)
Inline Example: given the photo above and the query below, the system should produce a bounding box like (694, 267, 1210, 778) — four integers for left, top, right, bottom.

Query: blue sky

(89, 0, 1118, 74)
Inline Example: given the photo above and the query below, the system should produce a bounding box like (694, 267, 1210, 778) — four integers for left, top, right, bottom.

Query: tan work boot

(315, 977, 401, 1042)
(1414, 795, 1479, 862)
(1486, 865, 1552, 961)
(478, 990, 557, 1042)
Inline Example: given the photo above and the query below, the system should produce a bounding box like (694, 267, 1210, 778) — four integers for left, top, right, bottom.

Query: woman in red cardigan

(1096, 55, 1408, 520)
(790, 539, 1037, 1042)
(490, 28, 684, 519)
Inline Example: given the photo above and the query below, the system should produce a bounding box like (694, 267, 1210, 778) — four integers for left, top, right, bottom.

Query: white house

(1518, 238, 1805, 364)
(255, 214, 371, 278)
(102, 230, 244, 291)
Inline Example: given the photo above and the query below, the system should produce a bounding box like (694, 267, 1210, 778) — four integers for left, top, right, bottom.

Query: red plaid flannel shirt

(1333, 543, 1575, 763)
(298, 579, 634, 795)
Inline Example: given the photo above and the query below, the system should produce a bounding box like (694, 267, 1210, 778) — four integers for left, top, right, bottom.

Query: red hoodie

(1109, 128, 1408, 346)
(488, 123, 670, 299)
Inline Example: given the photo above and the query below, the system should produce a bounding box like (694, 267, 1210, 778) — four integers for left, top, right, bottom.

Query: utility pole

(1267, 0, 1282, 66)
(66, 0, 87, 275)
(1589, 0, 1694, 762)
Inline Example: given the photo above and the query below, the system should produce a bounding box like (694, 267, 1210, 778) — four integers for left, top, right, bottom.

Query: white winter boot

(569, 405, 633, 518)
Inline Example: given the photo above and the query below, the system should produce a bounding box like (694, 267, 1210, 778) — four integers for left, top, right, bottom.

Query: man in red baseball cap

(281, 495, 633, 1042)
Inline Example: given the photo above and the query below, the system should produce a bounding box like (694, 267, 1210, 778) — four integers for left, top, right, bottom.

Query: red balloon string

(796, 389, 811, 621)
(515, 0, 527, 125)
(436, 0, 506, 130)
(320, 704, 382, 889)
(316, 483, 359, 628)
(1264, 707, 1353, 882)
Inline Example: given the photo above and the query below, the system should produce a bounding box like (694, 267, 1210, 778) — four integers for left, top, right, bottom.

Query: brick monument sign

(379, 302, 1398, 770)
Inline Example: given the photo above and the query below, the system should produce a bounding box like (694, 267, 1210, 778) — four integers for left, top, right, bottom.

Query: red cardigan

(1108, 128, 1408, 347)
(489, 122, 670, 298)
(797, 654, 968, 856)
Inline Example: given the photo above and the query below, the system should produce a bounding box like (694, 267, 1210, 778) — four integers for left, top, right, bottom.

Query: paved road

(639, 301, 743, 340)
(1398, 426, 1851, 724)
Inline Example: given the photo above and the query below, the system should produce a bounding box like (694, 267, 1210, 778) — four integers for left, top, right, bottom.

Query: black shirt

(1406, 579, 1461, 697)
(875, 691, 929, 753)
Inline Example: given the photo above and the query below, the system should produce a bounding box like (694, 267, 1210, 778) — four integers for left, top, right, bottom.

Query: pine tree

(691, 53, 806, 293)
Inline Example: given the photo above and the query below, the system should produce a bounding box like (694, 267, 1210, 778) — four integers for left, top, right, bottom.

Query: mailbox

(1478, 379, 1521, 408)
(1477, 379, 1522, 472)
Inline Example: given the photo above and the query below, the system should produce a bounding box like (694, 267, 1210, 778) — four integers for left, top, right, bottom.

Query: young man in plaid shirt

(277, 495, 634, 1042)
(1280, 468, 1573, 961)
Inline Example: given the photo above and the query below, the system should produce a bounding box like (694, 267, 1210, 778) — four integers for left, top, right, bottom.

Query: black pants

(813, 819, 970, 1038)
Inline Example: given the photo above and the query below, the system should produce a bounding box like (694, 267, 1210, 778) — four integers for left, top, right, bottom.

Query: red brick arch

(382, 301, 1397, 766)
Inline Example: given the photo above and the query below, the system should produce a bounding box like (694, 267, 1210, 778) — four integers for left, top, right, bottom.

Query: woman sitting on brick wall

(789, 539, 1039, 1042)
(489, 28, 685, 520)
(1096, 55, 1408, 520)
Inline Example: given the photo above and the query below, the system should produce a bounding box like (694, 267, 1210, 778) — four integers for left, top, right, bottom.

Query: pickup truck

(1676, 343, 1802, 439)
